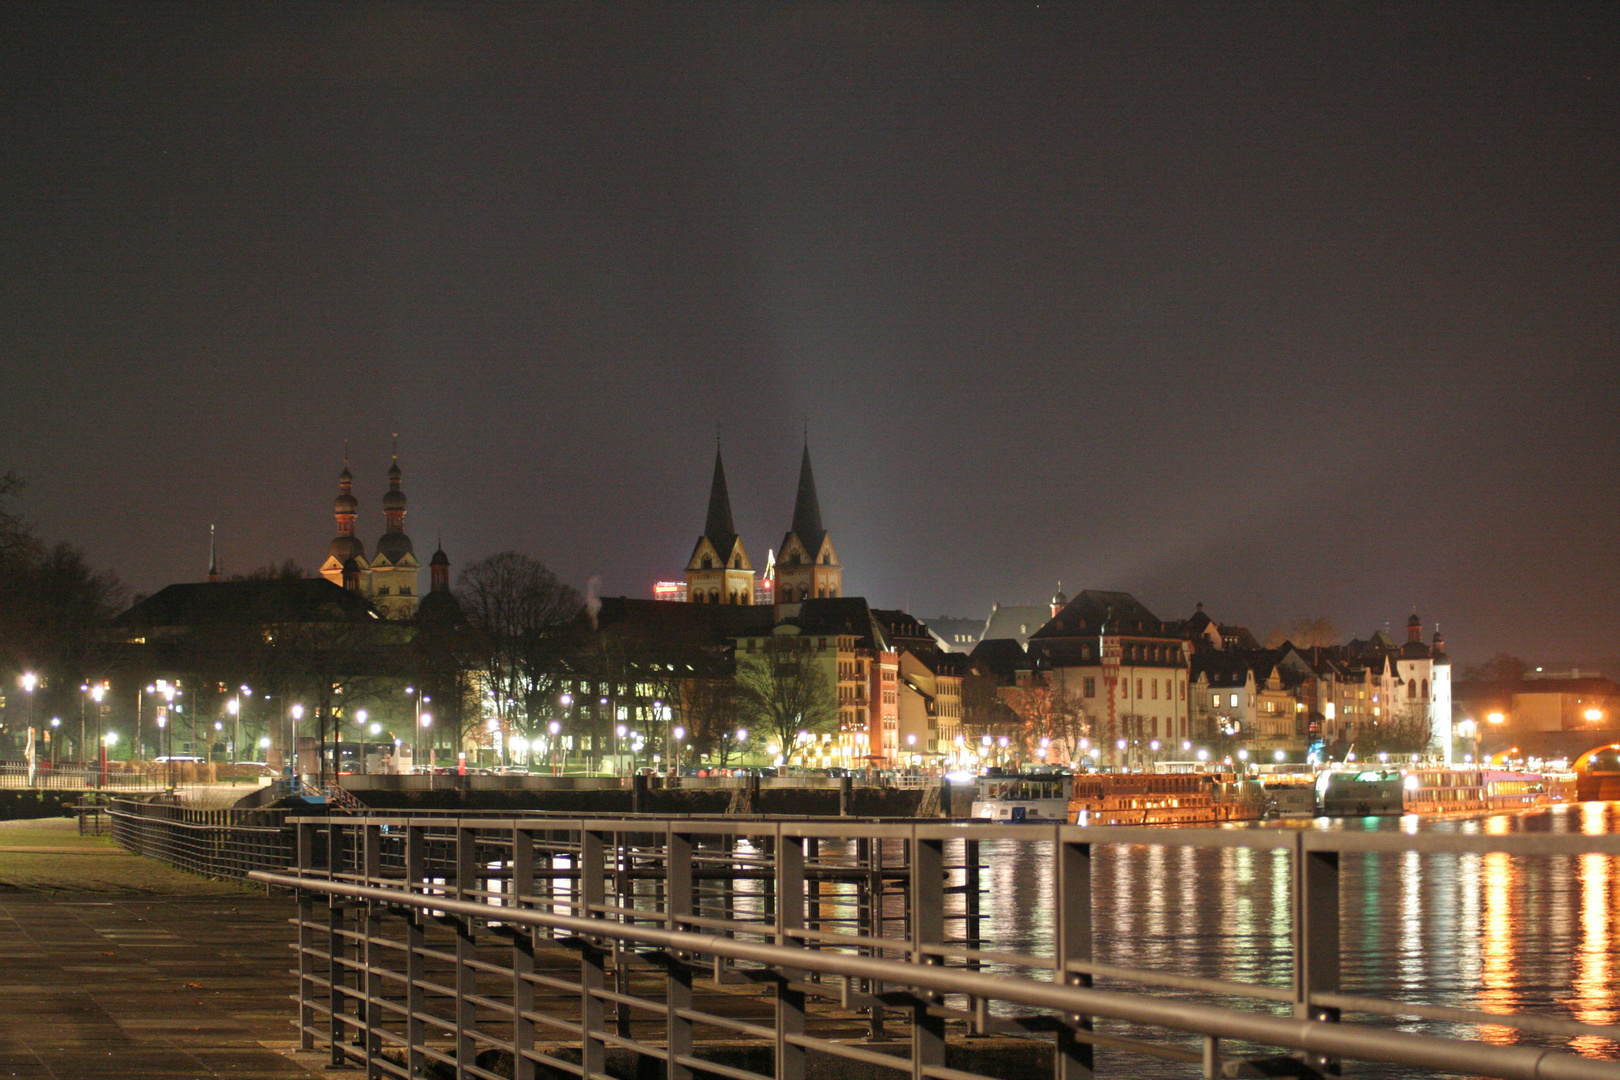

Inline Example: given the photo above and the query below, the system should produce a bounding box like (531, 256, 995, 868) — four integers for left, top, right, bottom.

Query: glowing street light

(549, 719, 562, 775)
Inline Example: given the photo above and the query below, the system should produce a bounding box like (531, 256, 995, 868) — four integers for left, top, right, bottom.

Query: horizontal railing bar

(1060, 958, 1296, 1004)
(255, 870, 1620, 1080)
(1315, 991, 1620, 1042)
(781, 1036, 911, 1073)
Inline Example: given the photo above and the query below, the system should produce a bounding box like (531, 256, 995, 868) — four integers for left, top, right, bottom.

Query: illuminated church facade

(318, 452, 422, 619)
(684, 443, 843, 607)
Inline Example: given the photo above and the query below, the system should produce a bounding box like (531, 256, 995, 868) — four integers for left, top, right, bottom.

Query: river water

(938, 802, 1620, 1078)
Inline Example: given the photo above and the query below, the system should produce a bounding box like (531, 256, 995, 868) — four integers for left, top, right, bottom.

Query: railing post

(910, 829, 946, 1080)
(580, 828, 608, 1080)
(297, 821, 318, 1052)
(1295, 833, 1341, 1021)
(1295, 832, 1341, 1077)
(405, 823, 427, 1078)
(327, 889, 347, 1068)
(512, 825, 537, 1080)
(775, 827, 806, 1080)
(666, 827, 694, 1080)
(455, 825, 478, 1079)
(1055, 832, 1095, 1080)
(361, 823, 383, 1073)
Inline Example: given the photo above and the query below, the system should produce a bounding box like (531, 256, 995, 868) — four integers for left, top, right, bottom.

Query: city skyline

(4, 4, 1615, 668)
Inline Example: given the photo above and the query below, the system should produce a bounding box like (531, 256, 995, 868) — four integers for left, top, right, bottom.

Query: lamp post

(88, 684, 105, 784)
(615, 724, 627, 776)
(736, 728, 748, 772)
(50, 717, 60, 766)
(157, 715, 169, 790)
(549, 720, 562, 776)
(419, 711, 432, 771)
(158, 682, 176, 789)
(226, 697, 240, 771)
(289, 704, 304, 780)
(79, 684, 91, 766)
(558, 693, 572, 773)
(671, 725, 684, 778)
(406, 686, 431, 769)
(21, 673, 36, 774)
(353, 709, 368, 774)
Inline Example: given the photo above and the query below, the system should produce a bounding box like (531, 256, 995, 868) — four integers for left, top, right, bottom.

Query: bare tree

(1265, 617, 1338, 649)
(682, 676, 747, 767)
(999, 674, 1091, 765)
(735, 634, 836, 766)
(457, 552, 584, 746)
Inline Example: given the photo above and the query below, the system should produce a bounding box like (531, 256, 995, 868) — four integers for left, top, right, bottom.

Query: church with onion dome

(318, 446, 423, 619)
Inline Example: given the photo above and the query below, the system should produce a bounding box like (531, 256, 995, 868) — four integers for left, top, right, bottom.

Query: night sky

(4, 4, 1616, 668)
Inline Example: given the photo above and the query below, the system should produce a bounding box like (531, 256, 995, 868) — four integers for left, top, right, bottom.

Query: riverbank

(0, 817, 322, 1077)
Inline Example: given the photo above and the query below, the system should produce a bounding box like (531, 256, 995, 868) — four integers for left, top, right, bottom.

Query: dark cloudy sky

(4, 3, 1616, 667)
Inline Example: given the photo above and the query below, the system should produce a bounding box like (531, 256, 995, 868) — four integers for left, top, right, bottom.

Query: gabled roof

(1191, 651, 1253, 688)
(908, 649, 968, 678)
(593, 597, 772, 647)
(871, 609, 937, 652)
(968, 638, 1030, 680)
(779, 597, 890, 652)
(1030, 589, 1167, 640)
(115, 579, 379, 627)
(981, 604, 1053, 647)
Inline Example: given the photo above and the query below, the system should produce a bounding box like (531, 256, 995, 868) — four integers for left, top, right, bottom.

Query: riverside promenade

(0, 816, 319, 1079)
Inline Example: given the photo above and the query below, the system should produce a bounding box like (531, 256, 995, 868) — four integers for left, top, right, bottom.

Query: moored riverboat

(1317, 766, 1493, 817)
(969, 773, 1073, 822)
(1068, 772, 1267, 826)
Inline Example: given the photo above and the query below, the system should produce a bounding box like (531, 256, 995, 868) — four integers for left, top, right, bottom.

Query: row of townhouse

(971, 589, 1455, 766)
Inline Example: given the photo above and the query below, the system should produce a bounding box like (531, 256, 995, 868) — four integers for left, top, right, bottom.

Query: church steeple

(685, 441, 755, 605)
(789, 442, 825, 554)
(775, 439, 840, 604)
(320, 452, 369, 588)
(704, 445, 739, 552)
(370, 438, 420, 619)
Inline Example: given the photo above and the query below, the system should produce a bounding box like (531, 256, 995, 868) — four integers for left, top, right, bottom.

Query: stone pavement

(0, 818, 322, 1079)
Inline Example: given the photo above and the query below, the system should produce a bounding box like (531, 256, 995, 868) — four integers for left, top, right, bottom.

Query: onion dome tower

(775, 440, 840, 604)
(416, 541, 464, 625)
(320, 458, 370, 589)
(369, 442, 421, 619)
(1050, 582, 1068, 619)
(685, 443, 755, 604)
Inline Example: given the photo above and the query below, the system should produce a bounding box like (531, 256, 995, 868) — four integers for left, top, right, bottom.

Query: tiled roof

(115, 579, 379, 627)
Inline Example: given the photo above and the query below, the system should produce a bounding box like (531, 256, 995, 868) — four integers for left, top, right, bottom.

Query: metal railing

(109, 798, 297, 879)
(0, 760, 152, 790)
(253, 816, 1620, 1080)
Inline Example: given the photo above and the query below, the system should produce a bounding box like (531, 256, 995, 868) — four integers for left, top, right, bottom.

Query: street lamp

(354, 709, 369, 774)
(90, 684, 105, 784)
(406, 687, 431, 768)
(50, 717, 60, 766)
(289, 704, 305, 779)
(549, 720, 562, 775)
(419, 712, 432, 770)
(671, 725, 684, 778)
(615, 724, 628, 776)
(20, 673, 36, 770)
(226, 697, 240, 770)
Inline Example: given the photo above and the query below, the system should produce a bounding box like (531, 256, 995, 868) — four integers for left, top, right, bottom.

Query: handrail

(253, 868, 1620, 1080)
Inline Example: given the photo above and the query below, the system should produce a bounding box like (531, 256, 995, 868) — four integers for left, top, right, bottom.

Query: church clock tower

(775, 442, 840, 604)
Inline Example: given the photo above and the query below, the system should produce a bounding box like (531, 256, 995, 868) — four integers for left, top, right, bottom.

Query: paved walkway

(0, 818, 322, 1079)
